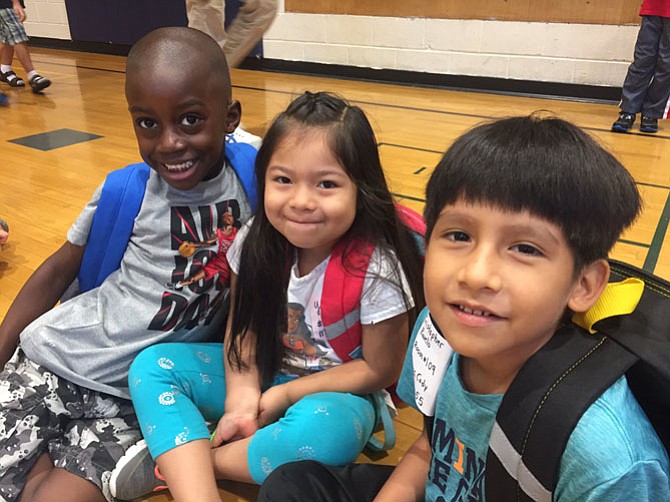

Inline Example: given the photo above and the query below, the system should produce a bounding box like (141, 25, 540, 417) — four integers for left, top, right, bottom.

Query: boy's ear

(567, 259, 610, 313)
(225, 100, 242, 134)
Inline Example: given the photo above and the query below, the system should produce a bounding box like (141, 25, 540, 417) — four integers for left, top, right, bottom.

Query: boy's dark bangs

(439, 140, 585, 229)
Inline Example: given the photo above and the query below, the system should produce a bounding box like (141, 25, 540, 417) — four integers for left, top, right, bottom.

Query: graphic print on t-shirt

(430, 417, 485, 502)
(282, 302, 328, 357)
(148, 199, 241, 332)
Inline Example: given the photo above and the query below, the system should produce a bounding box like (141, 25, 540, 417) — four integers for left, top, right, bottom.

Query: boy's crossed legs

(0, 349, 141, 502)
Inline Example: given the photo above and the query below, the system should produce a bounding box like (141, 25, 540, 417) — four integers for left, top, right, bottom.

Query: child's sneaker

(611, 112, 635, 133)
(29, 74, 51, 93)
(640, 115, 658, 133)
(109, 440, 167, 500)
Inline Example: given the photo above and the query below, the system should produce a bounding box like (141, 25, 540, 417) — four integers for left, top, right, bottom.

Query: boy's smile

(126, 66, 239, 191)
(424, 200, 595, 394)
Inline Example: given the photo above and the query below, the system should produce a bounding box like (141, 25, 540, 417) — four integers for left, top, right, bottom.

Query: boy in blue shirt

(0, 26, 255, 501)
(258, 115, 670, 501)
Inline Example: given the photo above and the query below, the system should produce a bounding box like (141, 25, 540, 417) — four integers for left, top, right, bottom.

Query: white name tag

(411, 314, 452, 416)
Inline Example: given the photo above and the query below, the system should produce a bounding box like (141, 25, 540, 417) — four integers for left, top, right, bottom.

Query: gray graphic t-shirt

(20, 161, 251, 399)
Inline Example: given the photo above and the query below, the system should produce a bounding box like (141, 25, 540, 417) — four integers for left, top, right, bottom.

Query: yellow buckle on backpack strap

(572, 278, 644, 334)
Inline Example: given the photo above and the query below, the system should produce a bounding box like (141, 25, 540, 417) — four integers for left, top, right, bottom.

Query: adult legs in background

(185, 0, 227, 49)
(185, 0, 277, 67)
(223, 0, 277, 68)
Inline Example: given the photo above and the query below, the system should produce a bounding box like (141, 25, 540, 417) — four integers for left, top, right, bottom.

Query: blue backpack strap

(78, 163, 151, 292)
(226, 138, 258, 213)
(78, 139, 257, 294)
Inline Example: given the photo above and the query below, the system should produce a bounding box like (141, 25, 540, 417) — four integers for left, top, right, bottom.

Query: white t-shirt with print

(227, 220, 414, 375)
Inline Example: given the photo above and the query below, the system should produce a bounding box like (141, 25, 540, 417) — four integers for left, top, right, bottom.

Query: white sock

(27, 70, 38, 80)
(1, 65, 12, 73)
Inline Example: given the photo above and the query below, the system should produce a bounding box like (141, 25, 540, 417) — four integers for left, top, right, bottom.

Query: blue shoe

(0, 92, 7, 107)
(640, 115, 658, 133)
(612, 112, 635, 133)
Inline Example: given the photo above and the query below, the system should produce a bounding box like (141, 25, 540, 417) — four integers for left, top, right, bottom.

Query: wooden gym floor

(1, 47, 669, 501)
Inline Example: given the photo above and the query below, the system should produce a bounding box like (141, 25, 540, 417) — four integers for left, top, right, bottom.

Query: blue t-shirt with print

(396, 307, 670, 502)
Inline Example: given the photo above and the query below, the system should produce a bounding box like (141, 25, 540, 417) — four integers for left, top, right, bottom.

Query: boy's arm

(0, 241, 84, 368)
(257, 312, 409, 425)
(211, 272, 262, 446)
(374, 425, 431, 501)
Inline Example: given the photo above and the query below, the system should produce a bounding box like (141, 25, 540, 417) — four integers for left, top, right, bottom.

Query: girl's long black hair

(227, 91, 425, 386)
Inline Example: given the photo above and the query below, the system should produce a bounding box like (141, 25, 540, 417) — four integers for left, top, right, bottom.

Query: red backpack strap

(395, 204, 426, 257)
(395, 203, 426, 235)
(321, 238, 374, 362)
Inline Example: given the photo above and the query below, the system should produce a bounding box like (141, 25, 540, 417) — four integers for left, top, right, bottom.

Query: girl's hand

(258, 384, 292, 427)
(211, 411, 258, 447)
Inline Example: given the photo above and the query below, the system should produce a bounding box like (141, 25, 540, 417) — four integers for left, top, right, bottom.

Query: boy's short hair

(125, 27, 232, 99)
(424, 114, 641, 271)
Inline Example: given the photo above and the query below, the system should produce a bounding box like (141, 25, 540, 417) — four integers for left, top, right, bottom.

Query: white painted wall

(23, 0, 70, 39)
(24, 0, 638, 87)
(263, 11, 639, 87)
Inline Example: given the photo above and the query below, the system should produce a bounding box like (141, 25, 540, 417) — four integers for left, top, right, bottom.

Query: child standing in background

(0, 0, 51, 92)
(612, 0, 670, 133)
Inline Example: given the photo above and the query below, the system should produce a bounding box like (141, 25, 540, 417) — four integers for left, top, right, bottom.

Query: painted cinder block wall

(25, 0, 638, 87)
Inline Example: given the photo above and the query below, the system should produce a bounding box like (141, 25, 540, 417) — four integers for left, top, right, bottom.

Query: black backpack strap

(485, 324, 638, 502)
(602, 260, 670, 451)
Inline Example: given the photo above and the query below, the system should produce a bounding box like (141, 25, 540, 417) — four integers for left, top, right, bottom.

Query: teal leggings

(128, 343, 376, 483)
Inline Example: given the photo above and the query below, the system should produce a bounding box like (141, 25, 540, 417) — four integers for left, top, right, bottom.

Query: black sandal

(29, 74, 51, 93)
(0, 70, 25, 87)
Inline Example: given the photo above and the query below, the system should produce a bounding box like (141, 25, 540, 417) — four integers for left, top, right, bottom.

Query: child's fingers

(211, 417, 238, 447)
(211, 414, 259, 447)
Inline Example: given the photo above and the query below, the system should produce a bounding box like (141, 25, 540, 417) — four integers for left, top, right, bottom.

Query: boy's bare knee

(20, 466, 105, 502)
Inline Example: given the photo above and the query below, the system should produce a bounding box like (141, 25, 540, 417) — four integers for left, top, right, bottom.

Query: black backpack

(427, 259, 670, 501)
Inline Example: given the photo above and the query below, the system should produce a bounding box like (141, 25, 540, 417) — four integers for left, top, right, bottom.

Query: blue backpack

(77, 139, 258, 293)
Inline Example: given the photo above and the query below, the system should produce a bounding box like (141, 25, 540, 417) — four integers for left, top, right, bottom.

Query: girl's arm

(0, 241, 84, 369)
(258, 312, 409, 425)
(211, 272, 263, 446)
(374, 427, 431, 501)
